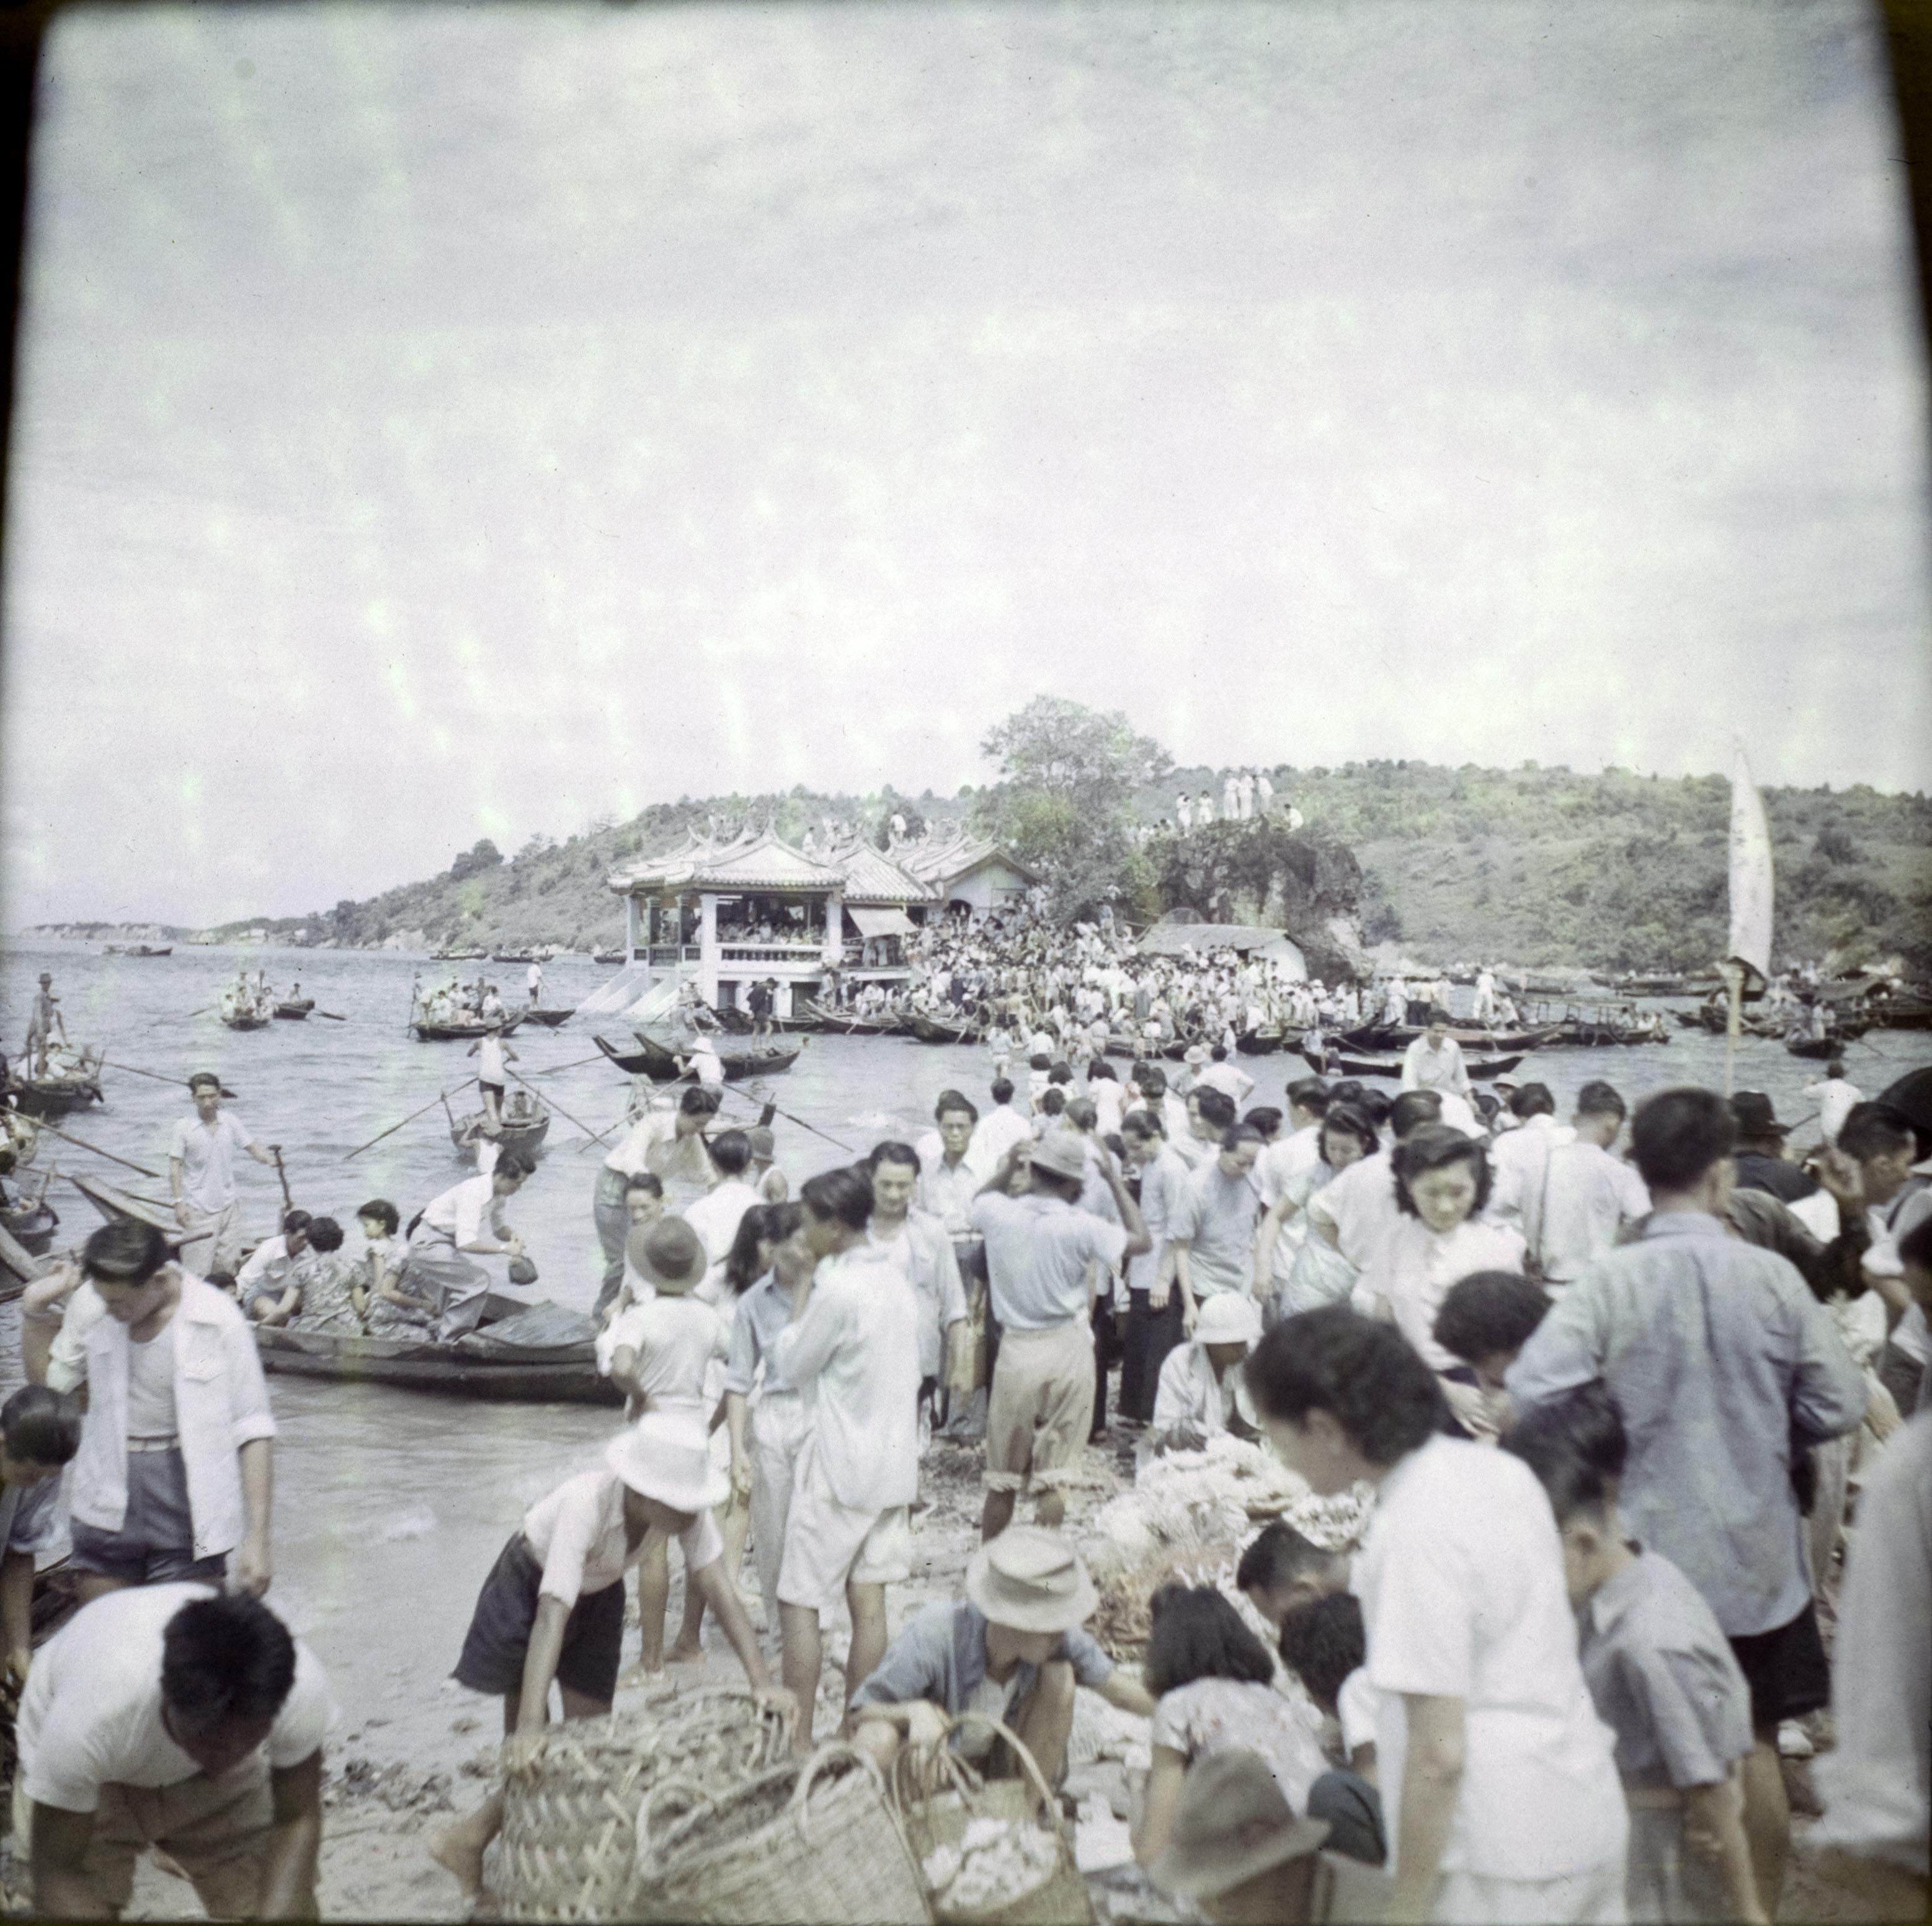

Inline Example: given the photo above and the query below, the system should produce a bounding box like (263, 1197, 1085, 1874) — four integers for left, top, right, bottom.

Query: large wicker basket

(491, 1687, 791, 1923)
(626, 1741, 933, 1924)
(896, 1715, 1095, 1926)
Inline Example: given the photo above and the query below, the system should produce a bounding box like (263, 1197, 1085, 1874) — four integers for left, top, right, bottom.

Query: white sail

(1725, 740, 1774, 991)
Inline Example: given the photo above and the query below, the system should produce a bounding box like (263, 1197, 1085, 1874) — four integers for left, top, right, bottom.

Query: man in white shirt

(402, 1150, 535, 1339)
(595, 1086, 720, 1313)
(868, 1143, 968, 1442)
(1485, 1085, 1575, 1258)
(167, 1074, 277, 1278)
(19, 1586, 331, 1919)
(526, 961, 543, 1005)
(1196, 1044, 1255, 1109)
(1170, 1127, 1265, 1327)
(65, 1222, 277, 1604)
(235, 1210, 313, 1320)
(915, 1094, 982, 1233)
(966, 1077, 1031, 1179)
(1400, 1013, 1472, 1101)
(1252, 1309, 1626, 1924)
(1536, 1083, 1652, 1287)
(1802, 1061, 1863, 1148)
(774, 1168, 923, 1754)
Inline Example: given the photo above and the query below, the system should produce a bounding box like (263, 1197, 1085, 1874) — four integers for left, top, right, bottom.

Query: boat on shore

(594, 1032, 800, 1081)
(906, 1011, 980, 1045)
(1234, 1027, 1283, 1055)
(254, 1295, 619, 1406)
(411, 1013, 528, 1042)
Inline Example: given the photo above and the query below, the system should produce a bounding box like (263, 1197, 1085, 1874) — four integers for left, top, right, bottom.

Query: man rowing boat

(22, 974, 65, 1077)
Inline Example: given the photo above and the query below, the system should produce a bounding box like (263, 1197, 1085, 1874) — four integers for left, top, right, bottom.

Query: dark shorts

(68, 1449, 229, 1587)
(453, 1533, 626, 1706)
(479, 1080, 506, 1099)
(1729, 1600, 1831, 1729)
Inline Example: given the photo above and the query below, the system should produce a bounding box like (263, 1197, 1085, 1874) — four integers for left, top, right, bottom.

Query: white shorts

(1431, 1858, 1626, 1926)
(776, 1440, 912, 1615)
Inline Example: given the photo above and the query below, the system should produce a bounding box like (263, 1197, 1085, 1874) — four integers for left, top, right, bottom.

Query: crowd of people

(3, 1009, 1929, 1925)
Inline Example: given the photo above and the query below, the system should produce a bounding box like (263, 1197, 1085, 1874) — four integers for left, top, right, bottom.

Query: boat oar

(314, 1010, 349, 1022)
(270, 1146, 294, 1214)
(343, 1081, 476, 1161)
(97, 1058, 238, 1100)
(522, 1052, 608, 1078)
(506, 1067, 600, 1143)
(710, 1076, 857, 1156)
(32, 1119, 164, 1181)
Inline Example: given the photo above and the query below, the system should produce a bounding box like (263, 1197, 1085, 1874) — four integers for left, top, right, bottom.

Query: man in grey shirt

(1170, 1125, 1263, 1331)
(1508, 1086, 1866, 1917)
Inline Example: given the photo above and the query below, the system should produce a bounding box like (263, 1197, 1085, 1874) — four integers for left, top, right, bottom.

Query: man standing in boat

(466, 1021, 517, 1129)
(22, 973, 65, 1077)
(526, 959, 543, 1007)
(169, 1074, 278, 1279)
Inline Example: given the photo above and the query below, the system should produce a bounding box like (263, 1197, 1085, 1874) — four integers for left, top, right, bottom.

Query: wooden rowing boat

(449, 1104, 551, 1156)
(521, 1008, 574, 1027)
(66, 1172, 178, 1235)
(1234, 1029, 1283, 1056)
(1784, 1036, 1844, 1060)
(1299, 1047, 1527, 1081)
(254, 1297, 620, 1406)
(1338, 1023, 1563, 1052)
(594, 1033, 801, 1081)
(907, 1012, 979, 1045)
(0, 1200, 58, 1259)
(274, 1000, 315, 1020)
(4, 1073, 104, 1119)
(411, 1013, 528, 1041)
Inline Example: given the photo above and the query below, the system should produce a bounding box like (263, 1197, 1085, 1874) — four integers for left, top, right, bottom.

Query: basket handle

(634, 1772, 714, 1865)
(938, 1713, 1073, 1846)
(786, 1739, 888, 1844)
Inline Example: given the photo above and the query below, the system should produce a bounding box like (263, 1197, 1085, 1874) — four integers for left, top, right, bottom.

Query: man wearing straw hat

(430, 1410, 793, 1906)
(849, 1526, 1154, 1791)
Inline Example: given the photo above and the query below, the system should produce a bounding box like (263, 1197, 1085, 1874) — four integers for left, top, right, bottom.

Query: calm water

(4, 936, 1928, 1757)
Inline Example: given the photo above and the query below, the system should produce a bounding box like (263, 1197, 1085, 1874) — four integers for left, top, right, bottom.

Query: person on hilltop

(168, 1073, 278, 1280)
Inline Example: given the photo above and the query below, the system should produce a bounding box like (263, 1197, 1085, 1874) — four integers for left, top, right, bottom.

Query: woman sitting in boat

(355, 1199, 440, 1336)
(287, 1219, 361, 1336)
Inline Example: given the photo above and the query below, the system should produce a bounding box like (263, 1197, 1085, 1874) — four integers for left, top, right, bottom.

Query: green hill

(40, 761, 1931, 975)
(1147, 762, 1931, 974)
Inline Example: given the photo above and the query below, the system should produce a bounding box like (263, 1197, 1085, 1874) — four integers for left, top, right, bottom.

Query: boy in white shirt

(773, 1166, 922, 1754)
(1801, 1061, 1861, 1148)
(466, 1021, 518, 1127)
(1250, 1306, 1626, 1924)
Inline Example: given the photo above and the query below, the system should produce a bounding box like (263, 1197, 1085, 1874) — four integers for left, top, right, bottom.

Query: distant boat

(411, 1013, 527, 1041)
(594, 1032, 799, 1081)
(592, 949, 627, 965)
(520, 1008, 574, 1028)
(274, 1000, 315, 1021)
(492, 951, 540, 964)
(1300, 1047, 1526, 1082)
(221, 1008, 273, 1031)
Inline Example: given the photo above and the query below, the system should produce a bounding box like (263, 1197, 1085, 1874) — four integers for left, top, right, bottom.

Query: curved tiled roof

(607, 823, 847, 895)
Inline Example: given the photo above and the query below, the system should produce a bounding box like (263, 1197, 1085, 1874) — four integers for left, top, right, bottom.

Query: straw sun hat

(964, 1527, 1098, 1634)
(1149, 1750, 1329, 1899)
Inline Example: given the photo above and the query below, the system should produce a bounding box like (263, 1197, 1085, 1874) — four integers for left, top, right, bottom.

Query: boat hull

(274, 1002, 314, 1020)
(0, 1203, 57, 1258)
(521, 1008, 574, 1027)
(254, 1323, 620, 1406)
(595, 1033, 799, 1081)
(450, 1112, 551, 1156)
(1301, 1048, 1526, 1082)
(222, 1013, 272, 1031)
(6, 1078, 104, 1119)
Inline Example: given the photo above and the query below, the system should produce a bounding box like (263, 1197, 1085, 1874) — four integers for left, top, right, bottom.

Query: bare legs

(1739, 1732, 1791, 1919)
(430, 1685, 609, 1902)
(780, 1581, 889, 1757)
(668, 1498, 750, 1661)
(981, 1485, 1062, 1541)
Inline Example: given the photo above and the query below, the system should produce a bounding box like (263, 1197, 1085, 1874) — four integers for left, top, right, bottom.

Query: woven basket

(626, 1741, 933, 1924)
(896, 1716, 1095, 1926)
(491, 1687, 791, 1923)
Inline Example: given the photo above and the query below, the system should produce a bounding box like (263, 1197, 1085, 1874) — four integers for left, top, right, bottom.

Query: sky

(3, 0, 1929, 927)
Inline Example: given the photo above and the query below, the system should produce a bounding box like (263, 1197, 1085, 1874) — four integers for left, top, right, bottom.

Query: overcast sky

(4, 0, 1928, 927)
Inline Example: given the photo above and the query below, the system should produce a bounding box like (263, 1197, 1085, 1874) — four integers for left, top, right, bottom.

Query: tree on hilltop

(973, 697, 1172, 919)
